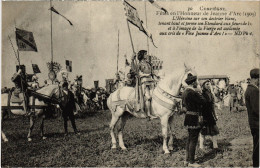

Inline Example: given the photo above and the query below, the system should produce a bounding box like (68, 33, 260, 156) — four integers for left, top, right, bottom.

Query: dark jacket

(202, 90, 217, 126)
(182, 88, 206, 112)
(245, 84, 259, 129)
(182, 87, 206, 128)
(60, 90, 76, 114)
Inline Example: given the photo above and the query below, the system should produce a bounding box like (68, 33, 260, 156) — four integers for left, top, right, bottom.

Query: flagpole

(50, 0, 53, 69)
(50, 0, 54, 84)
(8, 35, 19, 63)
(126, 20, 135, 53)
(117, 30, 119, 74)
(144, 1, 149, 54)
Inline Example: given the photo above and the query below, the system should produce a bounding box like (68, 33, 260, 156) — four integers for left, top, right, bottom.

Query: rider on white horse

(11, 65, 31, 116)
(131, 50, 157, 119)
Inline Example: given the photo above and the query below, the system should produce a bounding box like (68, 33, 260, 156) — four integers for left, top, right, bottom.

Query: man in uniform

(11, 65, 31, 116)
(131, 50, 156, 119)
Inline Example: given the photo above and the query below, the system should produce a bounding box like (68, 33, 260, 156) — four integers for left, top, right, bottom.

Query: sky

(1, 1, 259, 88)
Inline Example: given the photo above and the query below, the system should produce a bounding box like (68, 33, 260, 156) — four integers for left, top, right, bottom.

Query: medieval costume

(130, 50, 156, 119)
(182, 74, 206, 167)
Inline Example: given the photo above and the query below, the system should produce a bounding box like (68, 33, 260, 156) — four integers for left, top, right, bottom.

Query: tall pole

(8, 35, 19, 63)
(117, 30, 119, 74)
(144, 1, 149, 54)
(50, 0, 53, 68)
(50, 0, 54, 84)
(126, 20, 135, 53)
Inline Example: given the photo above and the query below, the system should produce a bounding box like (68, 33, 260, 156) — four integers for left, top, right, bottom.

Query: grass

(1, 107, 253, 167)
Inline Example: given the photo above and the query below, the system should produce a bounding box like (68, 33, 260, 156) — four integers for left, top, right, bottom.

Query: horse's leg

(118, 113, 127, 150)
(110, 110, 120, 149)
(40, 115, 47, 140)
(27, 116, 35, 142)
(1, 132, 8, 142)
(168, 115, 176, 151)
(212, 135, 218, 149)
(1, 113, 8, 142)
(199, 133, 205, 149)
(160, 115, 170, 154)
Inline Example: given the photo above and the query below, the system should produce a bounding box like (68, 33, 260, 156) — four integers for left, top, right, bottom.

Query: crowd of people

(1, 51, 259, 168)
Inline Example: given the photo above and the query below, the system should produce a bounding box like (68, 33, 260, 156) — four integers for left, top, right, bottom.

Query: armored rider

(131, 50, 157, 119)
(11, 65, 31, 116)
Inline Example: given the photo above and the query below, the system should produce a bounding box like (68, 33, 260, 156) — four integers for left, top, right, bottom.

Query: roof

(198, 75, 229, 80)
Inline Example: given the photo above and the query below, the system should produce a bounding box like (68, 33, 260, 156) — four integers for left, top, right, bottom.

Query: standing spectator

(228, 84, 238, 112)
(60, 82, 79, 135)
(245, 68, 259, 168)
(200, 80, 219, 150)
(182, 74, 206, 167)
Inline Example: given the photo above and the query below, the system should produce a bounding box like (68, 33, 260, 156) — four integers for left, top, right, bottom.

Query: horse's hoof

(164, 150, 170, 154)
(3, 139, 8, 142)
(121, 147, 127, 151)
(28, 138, 32, 142)
(111, 145, 117, 149)
(169, 146, 174, 151)
(42, 136, 47, 140)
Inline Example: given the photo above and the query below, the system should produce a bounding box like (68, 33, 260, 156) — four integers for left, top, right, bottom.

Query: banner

(50, 7, 73, 26)
(148, 0, 168, 13)
(149, 55, 163, 70)
(66, 60, 72, 72)
(32, 64, 41, 74)
(47, 61, 62, 73)
(123, 1, 157, 48)
(15, 28, 38, 52)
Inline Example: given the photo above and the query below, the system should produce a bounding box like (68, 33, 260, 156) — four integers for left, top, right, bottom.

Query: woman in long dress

(200, 80, 219, 150)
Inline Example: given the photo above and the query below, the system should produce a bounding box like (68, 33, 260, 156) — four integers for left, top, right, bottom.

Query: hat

(250, 68, 259, 79)
(185, 73, 197, 85)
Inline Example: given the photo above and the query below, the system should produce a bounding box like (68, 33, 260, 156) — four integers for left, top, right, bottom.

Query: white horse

(1, 84, 62, 142)
(107, 64, 195, 154)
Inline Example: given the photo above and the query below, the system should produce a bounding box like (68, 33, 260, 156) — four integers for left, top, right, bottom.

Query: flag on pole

(148, 0, 168, 13)
(32, 64, 41, 73)
(50, 7, 73, 26)
(47, 62, 62, 73)
(123, 1, 157, 48)
(15, 28, 38, 52)
(66, 60, 72, 72)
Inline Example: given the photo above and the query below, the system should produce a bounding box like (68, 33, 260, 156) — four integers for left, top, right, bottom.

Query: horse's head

(159, 63, 197, 96)
(181, 63, 198, 88)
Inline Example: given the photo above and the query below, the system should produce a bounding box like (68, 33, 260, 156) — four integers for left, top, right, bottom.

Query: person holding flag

(131, 50, 157, 119)
(11, 65, 31, 116)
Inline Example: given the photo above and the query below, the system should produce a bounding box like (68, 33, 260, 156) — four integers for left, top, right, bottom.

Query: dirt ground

(1, 107, 254, 167)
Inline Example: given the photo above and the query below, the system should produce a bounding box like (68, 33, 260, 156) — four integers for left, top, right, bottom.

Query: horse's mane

(36, 84, 58, 96)
(158, 69, 185, 95)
